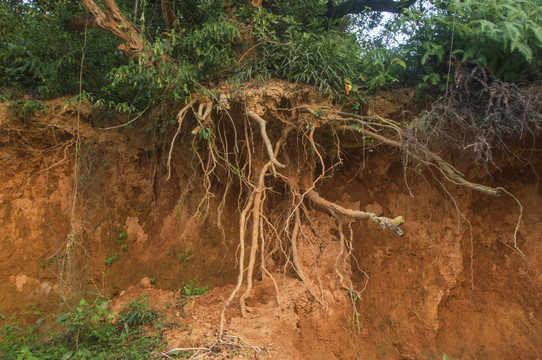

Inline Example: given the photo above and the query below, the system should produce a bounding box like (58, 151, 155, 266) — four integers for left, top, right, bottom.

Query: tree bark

(161, 0, 182, 34)
(81, 0, 146, 58)
(64, 14, 101, 30)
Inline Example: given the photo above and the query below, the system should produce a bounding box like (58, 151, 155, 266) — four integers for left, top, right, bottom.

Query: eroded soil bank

(1, 85, 541, 359)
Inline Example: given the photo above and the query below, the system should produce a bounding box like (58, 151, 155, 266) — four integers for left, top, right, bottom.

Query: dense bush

(0, 1, 124, 97)
(1, 0, 541, 103)
(390, 0, 542, 87)
(0, 297, 167, 360)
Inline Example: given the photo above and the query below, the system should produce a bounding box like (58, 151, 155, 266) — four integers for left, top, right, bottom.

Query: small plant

(105, 253, 119, 266)
(121, 244, 128, 251)
(116, 231, 127, 245)
(352, 93, 367, 111)
(39, 257, 54, 268)
(178, 250, 192, 263)
(181, 280, 211, 298)
(8, 99, 47, 119)
(118, 295, 157, 331)
(197, 127, 214, 141)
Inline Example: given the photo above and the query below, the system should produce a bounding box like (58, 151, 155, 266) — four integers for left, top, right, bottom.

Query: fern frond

(528, 21, 542, 47)
(515, 43, 533, 62)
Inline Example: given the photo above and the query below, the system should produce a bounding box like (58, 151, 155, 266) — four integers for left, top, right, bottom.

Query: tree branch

(325, 0, 416, 18)
(161, 0, 182, 34)
(64, 15, 101, 30)
(81, 0, 146, 58)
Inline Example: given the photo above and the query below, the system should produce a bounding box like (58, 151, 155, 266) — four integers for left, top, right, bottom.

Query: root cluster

(162, 86, 505, 339)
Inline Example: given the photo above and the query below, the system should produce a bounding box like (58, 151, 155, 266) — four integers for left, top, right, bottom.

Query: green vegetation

(8, 99, 48, 119)
(0, 1, 122, 98)
(1, 1, 540, 353)
(116, 231, 127, 244)
(1, 0, 539, 108)
(0, 297, 175, 360)
(177, 250, 192, 263)
(104, 252, 119, 267)
(181, 280, 211, 298)
(103, 231, 128, 265)
(389, 0, 542, 87)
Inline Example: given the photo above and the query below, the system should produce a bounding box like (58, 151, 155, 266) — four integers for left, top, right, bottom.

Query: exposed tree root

(167, 98, 198, 180)
(154, 334, 267, 359)
(335, 124, 501, 196)
(300, 105, 502, 197)
(239, 164, 266, 316)
(156, 87, 524, 341)
(497, 187, 526, 258)
(305, 189, 405, 236)
(246, 111, 286, 169)
(288, 208, 316, 294)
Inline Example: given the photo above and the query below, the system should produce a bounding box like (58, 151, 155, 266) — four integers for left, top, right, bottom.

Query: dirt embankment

(1, 86, 541, 359)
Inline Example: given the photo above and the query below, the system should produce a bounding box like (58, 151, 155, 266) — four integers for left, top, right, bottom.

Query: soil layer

(1, 88, 541, 359)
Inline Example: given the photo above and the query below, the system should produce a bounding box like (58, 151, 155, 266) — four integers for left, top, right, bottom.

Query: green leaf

(60, 351, 74, 360)
(515, 42, 533, 61)
(529, 23, 542, 45)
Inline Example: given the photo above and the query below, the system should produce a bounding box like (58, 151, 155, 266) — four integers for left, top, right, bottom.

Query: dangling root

(219, 125, 292, 337)
(239, 164, 267, 316)
(166, 98, 198, 180)
(219, 186, 254, 337)
(300, 105, 502, 197)
(334, 124, 501, 197)
(246, 111, 286, 169)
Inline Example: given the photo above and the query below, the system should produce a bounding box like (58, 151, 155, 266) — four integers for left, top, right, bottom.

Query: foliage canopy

(1, 0, 541, 107)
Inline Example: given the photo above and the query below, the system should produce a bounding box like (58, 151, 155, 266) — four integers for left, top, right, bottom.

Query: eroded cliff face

(1, 89, 541, 359)
(0, 99, 240, 322)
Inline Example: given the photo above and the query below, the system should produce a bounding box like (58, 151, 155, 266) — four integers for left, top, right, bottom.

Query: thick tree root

(305, 189, 405, 236)
(167, 98, 198, 180)
(246, 111, 286, 169)
(346, 126, 502, 197)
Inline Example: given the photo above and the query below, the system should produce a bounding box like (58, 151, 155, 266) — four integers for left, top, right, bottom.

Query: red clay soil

(1, 89, 541, 359)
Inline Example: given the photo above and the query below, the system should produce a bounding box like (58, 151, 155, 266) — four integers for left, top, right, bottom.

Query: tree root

(162, 94, 520, 340)
(300, 105, 502, 197)
(239, 164, 266, 316)
(305, 189, 405, 237)
(219, 124, 291, 336)
(246, 111, 286, 169)
(333, 124, 501, 197)
(333, 215, 364, 330)
(166, 98, 198, 180)
(154, 334, 267, 359)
